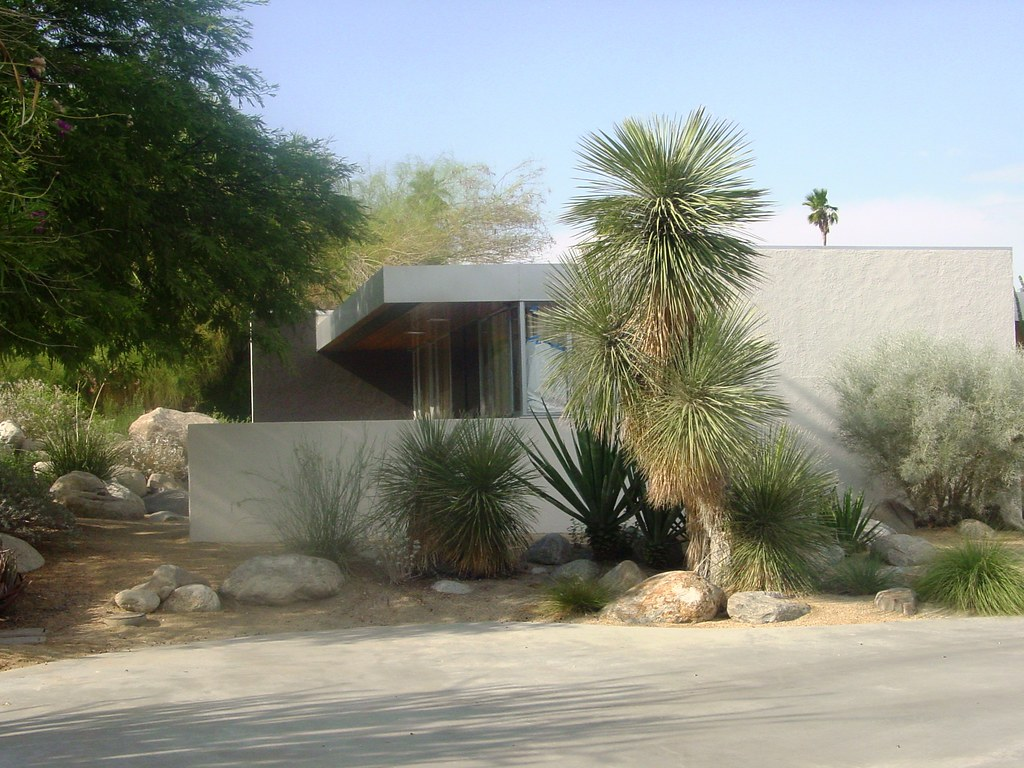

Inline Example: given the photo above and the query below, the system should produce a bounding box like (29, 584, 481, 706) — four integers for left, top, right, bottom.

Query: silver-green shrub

(0, 379, 81, 438)
(833, 334, 1024, 526)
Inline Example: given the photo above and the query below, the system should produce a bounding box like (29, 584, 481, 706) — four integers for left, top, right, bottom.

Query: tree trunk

(685, 498, 732, 586)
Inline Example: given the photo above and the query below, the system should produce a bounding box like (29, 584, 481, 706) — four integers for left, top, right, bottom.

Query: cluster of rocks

(2, 407, 213, 524)
(112, 554, 346, 618)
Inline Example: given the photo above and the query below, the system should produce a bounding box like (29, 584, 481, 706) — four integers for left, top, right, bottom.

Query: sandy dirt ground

(1, 520, 980, 672)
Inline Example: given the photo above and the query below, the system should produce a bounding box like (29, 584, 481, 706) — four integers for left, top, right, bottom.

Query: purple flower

(55, 118, 74, 136)
(29, 210, 48, 234)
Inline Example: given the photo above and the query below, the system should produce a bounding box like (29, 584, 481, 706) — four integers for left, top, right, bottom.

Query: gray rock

(21, 437, 44, 452)
(143, 489, 189, 516)
(817, 544, 847, 568)
(874, 587, 918, 616)
(432, 579, 473, 595)
(956, 519, 996, 540)
(50, 471, 146, 521)
(32, 460, 52, 476)
(220, 554, 344, 605)
(727, 591, 811, 624)
(153, 564, 210, 588)
(870, 533, 938, 567)
(553, 559, 600, 581)
(0, 534, 44, 573)
(529, 566, 551, 575)
(525, 533, 574, 565)
(148, 472, 188, 492)
(599, 560, 645, 596)
(111, 468, 148, 498)
(114, 587, 161, 613)
(162, 584, 221, 612)
(871, 500, 917, 534)
(600, 571, 725, 625)
(880, 564, 928, 587)
(0, 420, 25, 449)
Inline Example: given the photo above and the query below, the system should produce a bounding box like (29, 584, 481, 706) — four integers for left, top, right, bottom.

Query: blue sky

(239, 0, 1024, 279)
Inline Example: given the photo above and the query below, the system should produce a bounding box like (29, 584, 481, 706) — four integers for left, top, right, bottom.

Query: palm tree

(542, 111, 784, 582)
(803, 188, 838, 245)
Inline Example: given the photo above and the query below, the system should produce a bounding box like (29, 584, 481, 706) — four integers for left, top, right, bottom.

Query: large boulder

(600, 571, 725, 625)
(50, 471, 146, 520)
(870, 533, 938, 567)
(525, 533, 574, 565)
(599, 560, 645, 596)
(220, 554, 344, 606)
(143, 489, 189, 516)
(111, 468, 148, 498)
(870, 500, 917, 534)
(553, 559, 601, 581)
(148, 473, 188, 493)
(727, 591, 811, 624)
(129, 408, 216, 456)
(0, 534, 44, 573)
(162, 584, 221, 613)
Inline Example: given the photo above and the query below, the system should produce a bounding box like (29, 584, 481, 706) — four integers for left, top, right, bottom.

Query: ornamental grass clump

(43, 422, 128, 481)
(725, 426, 834, 593)
(823, 554, 897, 596)
(376, 418, 537, 578)
(915, 539, 1024, 615)
(540, 577, 613, 620)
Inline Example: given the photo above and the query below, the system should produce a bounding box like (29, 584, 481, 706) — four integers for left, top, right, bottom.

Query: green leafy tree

(329, 156, 551, 298)
(0, 2, 363, 363)
(803, 188, 838, 245)
(543, 111, 784, 582)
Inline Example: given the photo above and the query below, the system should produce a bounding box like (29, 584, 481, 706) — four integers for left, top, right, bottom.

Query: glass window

(413, 334, 452, 418)
(525, 303, 567, 414)
(479, 307, 518, 416)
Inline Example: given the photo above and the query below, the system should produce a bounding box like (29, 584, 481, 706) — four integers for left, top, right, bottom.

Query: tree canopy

(328, 156, 551, 300)
(803, 188, 838, 246)
(0, 1, 364, 362)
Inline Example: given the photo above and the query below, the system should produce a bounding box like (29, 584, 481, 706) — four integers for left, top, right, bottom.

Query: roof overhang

(316, 263, 559, 353)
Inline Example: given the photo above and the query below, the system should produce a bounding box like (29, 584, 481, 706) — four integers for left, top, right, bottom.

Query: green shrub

(256, 437, 376, 567)
(0, 378, 81, 438)
(725, 426, 834, 593)
(0, 545, 22, 611)
(540, 577, 613, 619)
(823, 553, 896, 595)
(524, 411, 639, 561)
(916, 539, 1024, 615)
(43, 423, 128, 481)
(630, 493, 686, 569)
(834, 334, 1024, 526)
(821, 488, 881, 554)
(0, 452, 77, 543)
(376, 418, 537, 578)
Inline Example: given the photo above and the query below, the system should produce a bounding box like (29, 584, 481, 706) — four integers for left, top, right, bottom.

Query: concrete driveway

(1, 618, 1022, 767)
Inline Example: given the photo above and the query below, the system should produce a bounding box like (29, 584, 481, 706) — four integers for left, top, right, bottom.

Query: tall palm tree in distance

(543, 110, 784, 581)
(803, 188, 838, 245)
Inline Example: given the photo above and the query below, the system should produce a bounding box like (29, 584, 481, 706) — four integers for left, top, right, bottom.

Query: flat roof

(315, 263, 558, 352)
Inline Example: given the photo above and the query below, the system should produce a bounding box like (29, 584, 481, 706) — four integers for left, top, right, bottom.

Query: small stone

(114, 587, 161, 613)
(145, 511, 188, 523)
(600, 571, 724, 625)
(553, 559, 601, 581)
(0, 420, 26, 450)
(148, 472, 188, 492)
(956, 519, 996, 540)
(874, 587, 917, 616)
(432, 580, 472, 595)
(529, 566, 551, 575)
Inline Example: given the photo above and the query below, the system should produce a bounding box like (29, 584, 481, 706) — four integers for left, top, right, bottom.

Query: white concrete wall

(190, 247, 1014, 543)
(748, 247, 1013, 494)
(188, 418, 579, 543)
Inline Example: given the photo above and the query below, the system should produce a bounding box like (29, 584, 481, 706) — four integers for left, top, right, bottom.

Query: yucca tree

(803, 188, 838, 245)
(543, 110, 783, 583)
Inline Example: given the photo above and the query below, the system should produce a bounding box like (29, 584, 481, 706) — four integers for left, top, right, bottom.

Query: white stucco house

(189, 246, 1014, 543)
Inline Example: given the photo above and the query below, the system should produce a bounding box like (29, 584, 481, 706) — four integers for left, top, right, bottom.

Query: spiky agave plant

(524, 409, 639, 561)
